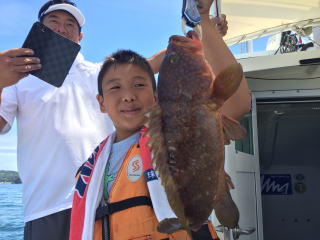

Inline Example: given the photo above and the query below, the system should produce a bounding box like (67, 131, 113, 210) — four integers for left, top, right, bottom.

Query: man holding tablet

(0, 1, 114, 239)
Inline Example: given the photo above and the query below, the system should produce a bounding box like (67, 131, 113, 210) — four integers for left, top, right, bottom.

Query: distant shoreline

(0, 170, 22, 184)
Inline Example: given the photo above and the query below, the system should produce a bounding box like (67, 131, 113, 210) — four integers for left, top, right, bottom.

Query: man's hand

(212, 14, 228, 37)
(196, 0, 214, 16)
(0, 48, 41, 89)
(196, 0, 228, 37)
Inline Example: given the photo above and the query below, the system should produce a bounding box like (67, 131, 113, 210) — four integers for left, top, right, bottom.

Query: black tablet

(22, 22, 81, 87)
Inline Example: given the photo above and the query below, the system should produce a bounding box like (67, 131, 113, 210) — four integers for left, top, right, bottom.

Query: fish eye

(168, 52, 179, 64)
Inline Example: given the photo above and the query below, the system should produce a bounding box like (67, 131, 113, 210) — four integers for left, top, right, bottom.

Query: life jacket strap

(95, 196, 153, 220)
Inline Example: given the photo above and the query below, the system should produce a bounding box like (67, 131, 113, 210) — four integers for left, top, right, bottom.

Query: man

(1, 1, 114, 240)
(0, 0, 250, 239)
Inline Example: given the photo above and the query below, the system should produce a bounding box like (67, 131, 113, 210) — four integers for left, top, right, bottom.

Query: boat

(209, 1, 320, 239)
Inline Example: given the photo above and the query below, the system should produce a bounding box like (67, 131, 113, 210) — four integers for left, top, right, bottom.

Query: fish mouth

(186, 30, 200, 41)
(169, 31, 202, 51)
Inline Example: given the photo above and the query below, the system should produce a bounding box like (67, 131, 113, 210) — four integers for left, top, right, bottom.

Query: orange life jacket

(92, 144, 219, 240)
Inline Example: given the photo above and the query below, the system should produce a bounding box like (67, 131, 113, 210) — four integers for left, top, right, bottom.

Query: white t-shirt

(0, 53, 114, 222)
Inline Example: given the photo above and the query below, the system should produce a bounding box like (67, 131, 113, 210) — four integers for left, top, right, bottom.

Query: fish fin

(206, 102, 219, 111)
(222, 114, 247, 144)
(147, 105, 172, 184)
(214, 172, 239, 228)
(148, 105, 189, 230)
(214, 191, 240, 228)
(157, 218, 183, 234)
(225, 172, 235, 190)
(211, 63, 243, 105)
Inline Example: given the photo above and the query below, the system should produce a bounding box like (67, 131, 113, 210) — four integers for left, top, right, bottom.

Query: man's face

(42, 10, 83, 43)
(97, 64, 157, 142)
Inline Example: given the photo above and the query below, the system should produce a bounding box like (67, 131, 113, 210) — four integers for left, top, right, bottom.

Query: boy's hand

(212, 14, 228, 37)
(0, 48, 41, 89)
(147, 49, 166, 74)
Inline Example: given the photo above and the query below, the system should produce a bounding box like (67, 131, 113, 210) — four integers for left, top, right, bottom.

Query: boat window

(257, 100, 320, 169)
(235, 111, 254, 155)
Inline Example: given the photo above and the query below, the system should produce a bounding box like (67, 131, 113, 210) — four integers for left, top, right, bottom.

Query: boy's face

(97, 64, 157, 142)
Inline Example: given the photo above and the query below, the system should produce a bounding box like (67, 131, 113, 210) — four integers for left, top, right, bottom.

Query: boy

(69, 50, 220, 240)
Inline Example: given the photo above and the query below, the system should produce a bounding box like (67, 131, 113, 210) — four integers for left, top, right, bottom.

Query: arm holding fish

(219, 76, 251, 120)
(147, 14, 228, 74)
(211, 14, 228, 37)
(198, 0, 251, 120)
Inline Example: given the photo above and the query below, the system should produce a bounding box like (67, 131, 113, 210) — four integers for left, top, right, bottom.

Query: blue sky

(0, 0, 268, 171)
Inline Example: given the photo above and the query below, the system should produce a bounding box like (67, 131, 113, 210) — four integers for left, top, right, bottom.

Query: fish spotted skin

(147, 33, 246, 232)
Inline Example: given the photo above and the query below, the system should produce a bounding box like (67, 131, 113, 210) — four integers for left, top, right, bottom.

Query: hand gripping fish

(146, 31, 247, 234)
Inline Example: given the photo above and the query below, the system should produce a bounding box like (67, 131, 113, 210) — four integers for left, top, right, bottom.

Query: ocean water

(0, 184, 23, 240)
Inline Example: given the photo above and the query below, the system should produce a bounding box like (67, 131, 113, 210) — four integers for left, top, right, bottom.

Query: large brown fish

(147, 31, 246, 233)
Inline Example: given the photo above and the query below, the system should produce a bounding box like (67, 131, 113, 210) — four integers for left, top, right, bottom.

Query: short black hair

(38, 0, 82, 32)
(98, 50, 156, 96)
